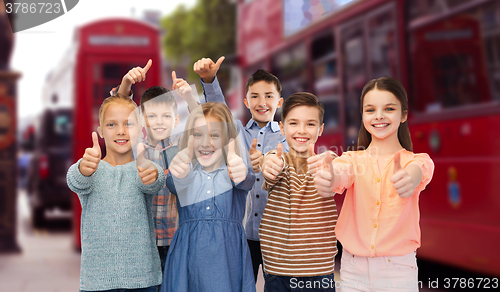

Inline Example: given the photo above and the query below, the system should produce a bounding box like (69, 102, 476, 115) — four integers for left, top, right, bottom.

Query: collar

(143, 137, 173, 151)
(191, 160, 228, 173)
(245, 119, 281, 133)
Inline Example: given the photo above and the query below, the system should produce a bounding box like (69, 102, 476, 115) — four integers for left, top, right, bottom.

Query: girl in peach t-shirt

(309, 77, 434, 292)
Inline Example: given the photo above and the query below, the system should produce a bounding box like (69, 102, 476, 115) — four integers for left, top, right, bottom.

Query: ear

(276, 97, 284, 109)
(318, 123, 324, 137)
(174, 114, 180, 128)
(243, 97, 250, 110)
(97, 126, 103, 138)
(401, 110, 408, 123)
(279, 121, 285, 135)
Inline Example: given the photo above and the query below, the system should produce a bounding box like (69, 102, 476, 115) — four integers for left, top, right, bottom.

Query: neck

(147, 136, 159, 147)
(254, 119, 269, 128)
(366, 134, 403, 158)
(102, 151, 134, 166)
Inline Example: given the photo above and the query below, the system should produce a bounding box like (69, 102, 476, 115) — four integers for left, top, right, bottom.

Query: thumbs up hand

(118, 60, 152, 96)
(79, 132, 102, 176)
(170, 135, 194, 179)
(313, 152, 336, 197)
(262, 143, 284, 180)
(136, 142, 158, 185)
(227, 139, 247, 184)
(193, 56, 225, 83)
(249, 139, 263, 173)
(172, 71, 193, 98)
(390, 151, 415, 198)
(306, 144, 321, 176)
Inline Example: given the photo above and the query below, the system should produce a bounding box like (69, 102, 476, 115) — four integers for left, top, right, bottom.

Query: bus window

(312, 32, 340, 130)
(409, 1, 498, 113)
(367, 6, 399, 79)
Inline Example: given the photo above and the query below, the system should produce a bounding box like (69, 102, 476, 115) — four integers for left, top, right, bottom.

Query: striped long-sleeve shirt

(259, 151, 338, 277)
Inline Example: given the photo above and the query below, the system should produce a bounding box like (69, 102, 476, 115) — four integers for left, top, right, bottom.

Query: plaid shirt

(143, 136, 180, 246)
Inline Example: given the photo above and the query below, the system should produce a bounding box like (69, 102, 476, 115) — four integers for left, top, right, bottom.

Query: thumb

(250, 138, 257, 153)
(186, 135, 194, 159)
(143, 59, 152, 73)
(393, 151, 402, 173)
(92, 132, 100, 151)
(227, 139, 236, 156)
(323, 152, 334, 175)
(276, 143, 283, 157)
(136, 142, 146, 165)
(214, 56, 225, 69)
(309, 143, 315, 157)
(171, 71, 177, 89)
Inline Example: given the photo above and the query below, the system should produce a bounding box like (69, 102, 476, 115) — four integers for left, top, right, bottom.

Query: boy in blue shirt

(194, 57, 288, 281)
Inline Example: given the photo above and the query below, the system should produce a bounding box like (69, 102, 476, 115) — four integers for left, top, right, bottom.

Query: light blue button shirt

(201, 77, 288, 241)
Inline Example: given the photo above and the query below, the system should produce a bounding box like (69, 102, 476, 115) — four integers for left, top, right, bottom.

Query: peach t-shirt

(332, 149, 434, 257)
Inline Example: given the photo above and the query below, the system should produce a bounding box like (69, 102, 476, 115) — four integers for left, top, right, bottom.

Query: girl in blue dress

(161, 102, 256, 292)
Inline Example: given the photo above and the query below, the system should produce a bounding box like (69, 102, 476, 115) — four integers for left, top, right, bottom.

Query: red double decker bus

(235, 0, 500, 276)
(41, 18, 161, 249)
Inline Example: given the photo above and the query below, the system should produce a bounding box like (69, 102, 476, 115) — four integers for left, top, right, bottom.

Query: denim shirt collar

(245, 119, 281, 133)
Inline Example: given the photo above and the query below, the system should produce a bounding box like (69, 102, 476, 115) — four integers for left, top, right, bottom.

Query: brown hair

(180, 102, 242, 164)
(98, 93, 139, 127)
(281, 92, 325, 124)
(245, 69, 282, 95)
(139, 86, 177, 115)
(357, 76, 413, 151)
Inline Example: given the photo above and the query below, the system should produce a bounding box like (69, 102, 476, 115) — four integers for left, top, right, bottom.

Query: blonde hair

(180, 102, 242, 164)
(98, 93, 139, 126)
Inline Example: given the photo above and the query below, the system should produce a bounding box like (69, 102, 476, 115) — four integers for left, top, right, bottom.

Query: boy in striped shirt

(260, 92, 338, 291)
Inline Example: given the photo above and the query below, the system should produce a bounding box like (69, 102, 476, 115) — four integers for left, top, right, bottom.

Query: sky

(11, 0, 197, 121)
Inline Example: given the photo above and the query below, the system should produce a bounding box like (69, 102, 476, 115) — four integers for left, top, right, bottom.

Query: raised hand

(169, 135, 194, 179)
(124, 59, 152, 85)
(313, 153, 335, 197)
(227, 139, 247, 184)
(193, 56, 225, 83)
(249, 139, 263, 173)
(136, 142, 158, 185)
(391, 151, 416, 198)
(262, 143, 284, 180)
(79, 132, 101, 177)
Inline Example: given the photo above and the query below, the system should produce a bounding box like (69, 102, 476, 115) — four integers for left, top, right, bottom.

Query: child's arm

(193, 57, 226, 104)
(171, 71, 199, 112)
(115, 60, 152, 97)
(227, 139, 255, 190)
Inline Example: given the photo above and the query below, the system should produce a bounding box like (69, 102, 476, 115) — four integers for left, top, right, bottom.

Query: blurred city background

(1, 0, 500, 291)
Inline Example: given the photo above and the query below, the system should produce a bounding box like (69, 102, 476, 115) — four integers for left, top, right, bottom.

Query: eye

(365, 109, 374, 113)
(147, 114, 156, 119)
(107, 123, 115, 127)
(163, 114, 172, 118)
(289, 122, 297, 125)
(211, 133, 220, 138)
(193, 133, 202, 137)
(386, 107, 395, 111)
(126, 123, 135, 127)
(266, 95, 273, 98)
(308, 123, 316, 126)
(251, 95, 258, 99)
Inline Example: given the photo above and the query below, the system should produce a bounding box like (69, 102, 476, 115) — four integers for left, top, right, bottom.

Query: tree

(161, 0, 236, 81)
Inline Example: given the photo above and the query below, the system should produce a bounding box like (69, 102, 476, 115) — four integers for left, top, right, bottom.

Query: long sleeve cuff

(200, 77, 225, 103)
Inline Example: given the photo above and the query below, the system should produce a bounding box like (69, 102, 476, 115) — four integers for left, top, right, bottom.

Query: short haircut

(245, 69, 282, 95)
(140, 86, 178, 114)
(281, 92, 324, 124)
(99, 93, 139, 127)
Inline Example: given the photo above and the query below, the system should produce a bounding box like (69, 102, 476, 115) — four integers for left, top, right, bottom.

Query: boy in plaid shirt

(113, 60, 198, 273)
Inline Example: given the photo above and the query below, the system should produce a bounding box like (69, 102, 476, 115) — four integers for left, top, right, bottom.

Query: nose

(201, 134, 212, 147)
(375, 109, 384, 120)
(257, 96, 267, 107)
(298, 123, 307, 133)
(117, 124, 126, 135)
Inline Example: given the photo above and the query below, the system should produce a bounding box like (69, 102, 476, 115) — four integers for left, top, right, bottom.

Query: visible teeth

(200, 151, 212, 155)
(116, 140, 127, 143)
(373, 124, 389, 128)
(295, 138, 308, 142)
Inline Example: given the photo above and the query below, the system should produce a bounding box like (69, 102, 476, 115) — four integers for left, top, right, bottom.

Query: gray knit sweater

(67, 159, 165, 291)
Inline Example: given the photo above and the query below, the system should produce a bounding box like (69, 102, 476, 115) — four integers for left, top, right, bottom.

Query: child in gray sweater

(67, 94, 165, 292)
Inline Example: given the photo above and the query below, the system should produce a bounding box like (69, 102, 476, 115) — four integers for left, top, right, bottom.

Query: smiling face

(98, 103, 139, 160)
(280, 105, 324, 157)
(192, 115, 224, 172)
(362, 88, 407, 143)
(142, 102, 179, 146)
(244, 81, 283, 128)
